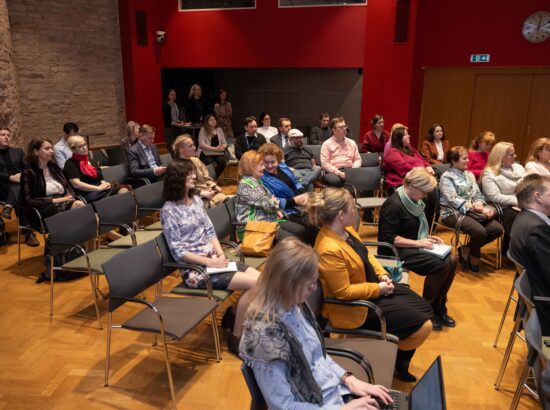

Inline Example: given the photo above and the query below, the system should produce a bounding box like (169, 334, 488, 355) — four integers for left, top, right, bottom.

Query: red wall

(118, 0, 550, 143)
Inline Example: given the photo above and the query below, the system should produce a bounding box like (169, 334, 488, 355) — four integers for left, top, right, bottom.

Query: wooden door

(468, 74, 532, 154)
(523, 75, 550, 161)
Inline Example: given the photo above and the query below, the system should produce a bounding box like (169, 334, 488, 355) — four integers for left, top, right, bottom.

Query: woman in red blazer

(360, 114, 390, 153)
(421, 123, 450, 165)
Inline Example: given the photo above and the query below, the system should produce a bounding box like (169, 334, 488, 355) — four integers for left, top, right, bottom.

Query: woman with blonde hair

(185, 84, 206, 124)
(121, 120, 140, 147)
(311, 187, 432, 382)
(467, 131, 496, 179)
(525, 138, 550, 176)
(481, 142, 525, 256)
(172, 134, 226, 208)
(240, 237, 392, 409)
(378, 167, 457, 331)
(235, 150, 309, 243)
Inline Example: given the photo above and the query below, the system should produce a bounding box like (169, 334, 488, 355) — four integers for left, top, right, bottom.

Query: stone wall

(6, 0, 125, 149)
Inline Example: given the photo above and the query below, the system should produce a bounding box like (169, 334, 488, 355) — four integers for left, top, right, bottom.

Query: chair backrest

(159, 153, 172, 166)
(304, 145, 321, 166)
(432, 163, 451, 180)
(101, 164, 129, 184)
(102, 239, 164, 311)
(93, 191, 137, 234)
(516, 270, 535, 310)
(89, 149, 109, 167)
(44, 204, 98, 257)
(361, 152, 380, 167)
(306, 280, 324, 319)
(155, 233, 179, 278)
(207, 202, 232, 239)
(106, 146, 128, 166)
(134, 181, 164, 219)
(241, 364, 268, 410)
(224, 196, 238, 241)
(206, 164, 216, 180)
(345, 167, 382, 193)
(524, 310, 543, 353)
(506, 249, 524, 273)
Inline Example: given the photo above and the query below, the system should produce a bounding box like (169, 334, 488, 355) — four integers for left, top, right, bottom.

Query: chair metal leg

(17, 225, 22, 265)
(493, 277, 518, 347)
(495, 312, 523, 389)
(88, 273, 102, 329)
(159, 331, 177, 410)
(210, 310, 222, 362)
(105, 313, 112, 387)
(510, 360, 531, 410)
(50, 257, 55, 316)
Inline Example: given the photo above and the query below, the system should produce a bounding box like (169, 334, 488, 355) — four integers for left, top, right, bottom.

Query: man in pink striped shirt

(320, 117, 362, 187)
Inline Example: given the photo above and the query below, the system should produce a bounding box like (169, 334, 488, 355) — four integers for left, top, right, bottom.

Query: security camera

(156, 30, 166, 43)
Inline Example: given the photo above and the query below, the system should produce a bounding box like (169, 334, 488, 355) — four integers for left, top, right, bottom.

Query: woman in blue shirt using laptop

(378, 167, 457, 332)
(160, 158, 260, 354)
(240, 237, 392, 410)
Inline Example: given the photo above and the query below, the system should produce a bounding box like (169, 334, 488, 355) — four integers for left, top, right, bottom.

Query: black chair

(432, 163, 450, 181)
(100, 164, 129, 184)
(344, 167, 387, 226)
(44, 204, 125, 329)
(360, 152, 381, 168)
(133, 180, 164, 222)
(102, 239, 221, 410)
(89, 149, 109, 167)
(159, 153, 172, 166)
(105, 146, 127, 166)
(93, 191, 161, 248)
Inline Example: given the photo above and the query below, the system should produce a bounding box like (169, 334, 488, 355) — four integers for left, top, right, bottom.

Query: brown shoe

(25, 232, 40, 247)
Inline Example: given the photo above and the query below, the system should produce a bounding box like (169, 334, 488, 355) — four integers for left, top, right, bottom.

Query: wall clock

(522, 11, 550, 43)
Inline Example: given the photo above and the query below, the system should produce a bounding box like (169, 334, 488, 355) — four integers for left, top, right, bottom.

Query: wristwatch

(340, 371, 353, 385)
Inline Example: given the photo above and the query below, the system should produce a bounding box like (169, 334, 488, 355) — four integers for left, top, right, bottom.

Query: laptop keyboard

(377, 390, 402, 410)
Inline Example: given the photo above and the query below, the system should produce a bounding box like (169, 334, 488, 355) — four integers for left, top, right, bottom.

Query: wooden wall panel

(524, 75, 550, 161)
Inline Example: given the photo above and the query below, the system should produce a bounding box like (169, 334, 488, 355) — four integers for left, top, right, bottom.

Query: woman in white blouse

(198, 114, 227, 179)
(257, 112, 278, 142)
(525, 138, 550, 176)
(481, 142, 525, 257)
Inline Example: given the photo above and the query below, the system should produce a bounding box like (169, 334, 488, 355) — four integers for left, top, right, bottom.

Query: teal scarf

(397, 186, 429, 240)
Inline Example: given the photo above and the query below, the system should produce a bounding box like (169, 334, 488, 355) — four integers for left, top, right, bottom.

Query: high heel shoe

(457, 247, 467, 269)
(468, 261, 480, 272)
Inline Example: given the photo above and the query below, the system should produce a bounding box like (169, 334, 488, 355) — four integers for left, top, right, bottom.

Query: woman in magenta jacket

(383, 124, 434, 193)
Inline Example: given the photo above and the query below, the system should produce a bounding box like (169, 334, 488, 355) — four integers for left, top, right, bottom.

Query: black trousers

(442, 214, 503, 257)
(200, 153, 227, 179)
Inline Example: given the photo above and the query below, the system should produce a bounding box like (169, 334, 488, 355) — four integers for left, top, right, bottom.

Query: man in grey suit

(510, 173, 550, 336)
(127, 124, 166, 183)
(270, 117, 292, 149)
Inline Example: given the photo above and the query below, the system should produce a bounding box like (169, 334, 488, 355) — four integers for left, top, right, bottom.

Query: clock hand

(538, 15, 543, 28)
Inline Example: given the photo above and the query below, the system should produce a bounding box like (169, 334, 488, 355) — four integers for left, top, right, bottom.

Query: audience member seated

(378, 168, 457, 331)
(309, 112, 331, 145)
(258, 143, 316, 245)
(240, 237, 393, 409)
(284, 128, 322, 191)
(161, 158, 260, 354)
(383, 124, 433, 193)
(127, 124, 166, 182)
(525, 138, 550, 177)
(360, 114, 389, 154)
(22, 138, 85, 220)
(510, 174, 550, 336)
(235, 116, 266, 160)
(198, 114, 228, 179)
(120, 120, 140, 148)
(421, 123, 450, 165)
(173, 134, 227, 208)
(185, 84, 207, 124)
(213, 89, 233, 138)
(162, 89, 186, 156)
(439, 146, 504, 272)
(320, 117, 361, 187)
(270, 117, 292, 149)
(481, 142, 525, 257)
(467, 131, 496, 180)
(309, 188, 432, 382)
(235, 150, 309, 244)
(0, 127, 39, 246)
(63, 135, 129, 203)
(53, 122, 79, 169)
(256, 112, 278, 142)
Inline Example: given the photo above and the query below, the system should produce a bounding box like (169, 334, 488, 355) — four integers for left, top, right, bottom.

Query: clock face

(522, 11, 550, 43)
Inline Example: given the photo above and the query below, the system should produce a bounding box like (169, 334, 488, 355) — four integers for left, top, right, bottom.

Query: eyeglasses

(334, 125, 347, 130)
(76, 143, 87, 149)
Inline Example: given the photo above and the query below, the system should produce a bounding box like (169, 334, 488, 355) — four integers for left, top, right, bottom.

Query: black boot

(394, 349, 417, 382)
(439, 297, 456, 328)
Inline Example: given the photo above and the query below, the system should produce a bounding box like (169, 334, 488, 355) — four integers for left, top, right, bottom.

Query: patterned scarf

(72, 153, 98, 179)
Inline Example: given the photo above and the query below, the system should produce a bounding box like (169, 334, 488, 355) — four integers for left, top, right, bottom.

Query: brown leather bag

(240, 220, 278, 256)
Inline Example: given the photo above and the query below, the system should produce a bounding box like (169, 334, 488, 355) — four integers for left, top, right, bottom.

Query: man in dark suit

(270, 117, 292, 149)
(127, 124, 166, 182)
(0, 127, 39, 246)
(235, 116, 266, 160)
(510, 173, 550, 335)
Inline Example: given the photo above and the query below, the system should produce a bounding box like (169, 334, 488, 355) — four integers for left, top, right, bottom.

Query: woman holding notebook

(378, 167, 458, 332)
(160, 158, 260, 354)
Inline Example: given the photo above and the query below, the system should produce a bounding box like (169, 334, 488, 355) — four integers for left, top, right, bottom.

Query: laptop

(378, 356, 446, 410)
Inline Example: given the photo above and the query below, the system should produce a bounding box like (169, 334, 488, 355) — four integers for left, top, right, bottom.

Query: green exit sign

(470, 54, 491, 63)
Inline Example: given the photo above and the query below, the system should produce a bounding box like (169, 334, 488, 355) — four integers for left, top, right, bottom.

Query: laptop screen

(410, 356, 446, 410)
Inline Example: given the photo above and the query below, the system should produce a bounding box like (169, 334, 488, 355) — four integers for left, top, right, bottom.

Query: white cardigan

(525, 161, 550, 176)
(481, 163, 525, 206)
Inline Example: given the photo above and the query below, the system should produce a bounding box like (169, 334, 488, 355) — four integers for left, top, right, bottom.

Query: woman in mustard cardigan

(309, 188, 432, 382)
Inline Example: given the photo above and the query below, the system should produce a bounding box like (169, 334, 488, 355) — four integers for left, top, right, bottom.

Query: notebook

(419, 243, 451, 259)
(206, 261, 238, 274)
(378, 356, 446, 410)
